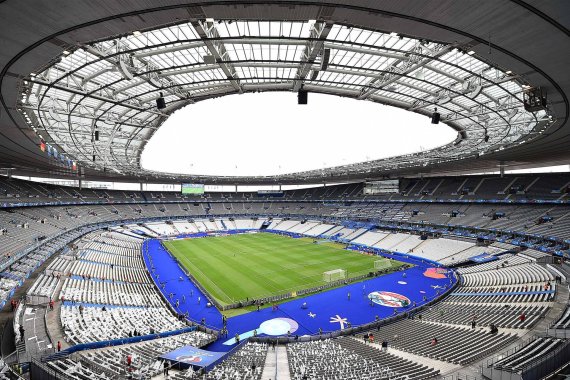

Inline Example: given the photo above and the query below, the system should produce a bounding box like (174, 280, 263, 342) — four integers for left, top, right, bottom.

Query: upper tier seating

(459, 263, 554, 287)
(492, 337, 565, 372)
(551, 306, 570, 329)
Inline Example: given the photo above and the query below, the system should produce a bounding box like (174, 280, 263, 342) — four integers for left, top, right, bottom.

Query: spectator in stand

(431, 337, 438, 346)
(519, 313, 526, 323)
(57, 341, 62, 352)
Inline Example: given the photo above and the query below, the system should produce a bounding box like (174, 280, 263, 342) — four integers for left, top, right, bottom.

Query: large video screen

(181, 183, 205, 195)
(363, 179, 400, 195)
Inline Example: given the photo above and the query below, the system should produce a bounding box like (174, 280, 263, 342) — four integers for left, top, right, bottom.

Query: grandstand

(0, 1, 568, 380)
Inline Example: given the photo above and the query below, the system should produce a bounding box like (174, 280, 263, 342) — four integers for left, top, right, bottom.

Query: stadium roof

(0, 1, 568, 184)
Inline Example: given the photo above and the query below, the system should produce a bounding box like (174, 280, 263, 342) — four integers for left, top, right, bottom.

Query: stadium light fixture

(132, 30, 142, 36)
(467, 50, 475, 55)
(505, 70, 513, 75)
(390, 32, 398, 37)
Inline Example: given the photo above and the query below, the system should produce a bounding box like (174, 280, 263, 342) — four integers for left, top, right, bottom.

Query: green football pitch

(163, 232, 404, 307)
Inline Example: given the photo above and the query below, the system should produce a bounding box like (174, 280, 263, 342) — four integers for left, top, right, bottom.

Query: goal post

(374, 259, 392, 270)
(323, 269, 346, 282)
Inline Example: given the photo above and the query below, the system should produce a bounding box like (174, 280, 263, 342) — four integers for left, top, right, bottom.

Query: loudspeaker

(431, 111, 440, 124)
(203, 55, 216, 64)
(156, 94, 166, 110)
(298, 90, 308, 104)
(94, 130, 99, 141)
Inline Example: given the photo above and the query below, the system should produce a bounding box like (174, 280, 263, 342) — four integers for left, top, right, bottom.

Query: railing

(519, 339, 570, 379)
(225, 272, 374, 311)
(483, 336, 539, 369)
(30, 358, 63, 380)
(546, 326, 570, 338)
(2, 195, 569, 211)
(482, 337, 570, 380)
(438, 372, 482, 380)
(545, 284, 569, 337)
(42, 326, 197, 362)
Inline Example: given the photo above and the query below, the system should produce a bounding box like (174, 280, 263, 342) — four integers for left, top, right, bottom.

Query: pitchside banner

(469, 253, 498, 263)
(160, 345, 225, 367)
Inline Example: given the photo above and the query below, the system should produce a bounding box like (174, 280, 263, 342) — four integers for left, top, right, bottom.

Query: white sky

(140, 92, 457, 177)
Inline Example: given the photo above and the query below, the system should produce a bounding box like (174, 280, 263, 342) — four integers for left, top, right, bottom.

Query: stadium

(0, 1, 568, 379)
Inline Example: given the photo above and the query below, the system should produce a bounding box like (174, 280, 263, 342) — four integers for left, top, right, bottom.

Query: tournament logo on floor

(423, 267, 448, 279)
(160, 346, 225, 366)
(176, 353, 205, 364)
(368, 291, 411, 307)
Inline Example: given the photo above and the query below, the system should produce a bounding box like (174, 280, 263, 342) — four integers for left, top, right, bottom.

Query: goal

(374, 259, 391, 270)
(323, 269, 346, 282)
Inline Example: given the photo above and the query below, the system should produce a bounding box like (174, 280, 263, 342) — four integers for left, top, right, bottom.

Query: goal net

(374, 259, 392, 270)
(323, 269, 346, 282)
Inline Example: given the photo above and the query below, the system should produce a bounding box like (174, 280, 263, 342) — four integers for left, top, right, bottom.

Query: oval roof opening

(141, 92, 457, 177)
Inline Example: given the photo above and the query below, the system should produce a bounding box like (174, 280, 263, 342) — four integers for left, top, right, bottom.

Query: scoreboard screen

(181, 183, 205, 195)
